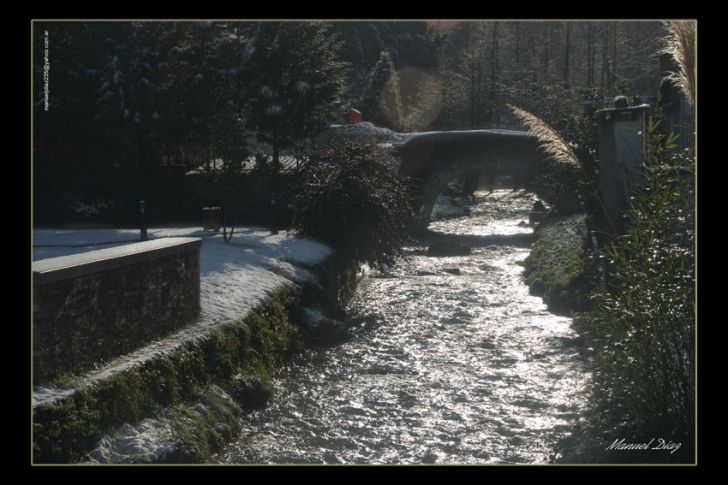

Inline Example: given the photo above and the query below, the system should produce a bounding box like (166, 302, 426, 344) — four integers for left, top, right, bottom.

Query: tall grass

(509, 104, 580, 168)
(664, 21, 696, 108)
(508, 104, 595, 215)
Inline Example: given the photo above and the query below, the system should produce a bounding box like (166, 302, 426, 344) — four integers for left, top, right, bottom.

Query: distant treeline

(32, 21, 666, 224)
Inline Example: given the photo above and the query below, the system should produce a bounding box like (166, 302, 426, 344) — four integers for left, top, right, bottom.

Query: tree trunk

(612, 22, 618, 92)
(135, 128, 142, 203)
(542, 24, 551, 80)
(601, 23, 609, 92)
(50, 130, 62, 225)
(270, 138, 280, 235)
(563, 22, 571, 88)
(587, 23, 594, 87)
(475, 52, 482, 127)
(530, 27, 537, 83)
(514, 22, 520, 70)
(222, 205, 229, 243)
(236, 25, 245, 120)
(490, 23, 498, 123)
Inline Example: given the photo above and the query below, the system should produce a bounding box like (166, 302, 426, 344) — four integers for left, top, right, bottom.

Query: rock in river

(427, 241, 471, 257)
(441, 267, 461, 275)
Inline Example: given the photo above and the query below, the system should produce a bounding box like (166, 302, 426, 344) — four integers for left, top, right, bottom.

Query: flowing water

(217, 189, 590, 464)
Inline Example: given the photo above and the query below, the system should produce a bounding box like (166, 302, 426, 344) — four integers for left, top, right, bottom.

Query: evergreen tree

(200, 111, 251, 243)
(241, 22, 346, 233)
(360, 49, 395, 124)
(94, 22, 166, 201)
(34, 22, 105, 223)
(332, 22, 439, 111)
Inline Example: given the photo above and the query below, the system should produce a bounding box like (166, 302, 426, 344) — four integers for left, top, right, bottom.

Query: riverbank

(216, 190, 591, 464)
(525, 207, 695, 464)
(523, 213, 591, 315)
(32, 227, 359, 463)
(33, 199, 595, 464)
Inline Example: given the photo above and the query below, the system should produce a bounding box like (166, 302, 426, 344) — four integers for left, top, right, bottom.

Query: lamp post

(140, 200, 148, 241)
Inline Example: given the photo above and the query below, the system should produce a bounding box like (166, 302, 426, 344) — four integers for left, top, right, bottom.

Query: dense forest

(33, 21, 668, 226)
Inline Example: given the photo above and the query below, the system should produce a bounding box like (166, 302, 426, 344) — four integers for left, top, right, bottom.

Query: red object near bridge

(348, 109, 362, 124)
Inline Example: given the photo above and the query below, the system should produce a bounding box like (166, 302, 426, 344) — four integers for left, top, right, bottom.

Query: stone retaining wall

(32, 238, 201, 383)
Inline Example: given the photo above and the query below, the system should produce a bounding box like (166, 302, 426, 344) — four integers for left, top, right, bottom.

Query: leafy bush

(293, 141, 414, 268)
(532, 161, 593, 215)
(570, 120, 695, 462)
(524, 214, 591, 314)
(509, 104, 598, 216)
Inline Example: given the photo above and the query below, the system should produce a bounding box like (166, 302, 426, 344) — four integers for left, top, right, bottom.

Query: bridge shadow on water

(414, 228, 534, 248)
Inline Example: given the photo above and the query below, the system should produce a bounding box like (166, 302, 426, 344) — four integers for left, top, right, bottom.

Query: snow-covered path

(32, 226, 331, 407)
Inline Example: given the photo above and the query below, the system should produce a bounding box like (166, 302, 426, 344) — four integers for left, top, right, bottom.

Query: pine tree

(361, 50, 393, 121)
(34, 22, 105, 223)
(94, 22, 167, 201)
(241, 22, 346, 234)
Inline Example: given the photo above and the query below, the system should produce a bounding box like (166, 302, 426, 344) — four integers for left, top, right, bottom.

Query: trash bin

(202, 207, 222, 232)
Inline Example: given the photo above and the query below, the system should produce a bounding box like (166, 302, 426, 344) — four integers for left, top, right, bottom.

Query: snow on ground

(33, 227, 214, 260)
(85, 384, 238, 464)
(32, 226, 331, 407)
(196, 229, 330, 323)
(87, 412, 178, 464)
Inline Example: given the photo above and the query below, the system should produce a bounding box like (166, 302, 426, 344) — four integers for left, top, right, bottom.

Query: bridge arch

(415, 161, 522, 228)
(393, 129, 547, 229)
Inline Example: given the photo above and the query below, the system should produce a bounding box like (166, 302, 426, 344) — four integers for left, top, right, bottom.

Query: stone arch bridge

(392, 129, 546, 229)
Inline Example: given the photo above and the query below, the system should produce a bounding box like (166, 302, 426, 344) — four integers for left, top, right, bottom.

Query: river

(216, 189, 590, 464)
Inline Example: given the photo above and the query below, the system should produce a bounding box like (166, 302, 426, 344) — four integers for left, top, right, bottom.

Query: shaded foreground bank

(32, 228, 359, 463)
(522, 156, 695, 463)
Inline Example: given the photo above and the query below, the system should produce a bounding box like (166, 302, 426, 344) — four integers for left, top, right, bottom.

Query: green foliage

(505, 82, 579, 131)
(95, 372, 151, 426)
(196, 112, 251, 242)
(360, 49, 395, 123)
(247, 309, 296, 367)
(541, 91, 605, 216)
(332, 22, 439, 107)
(33, 22, 346, 226)
(313, 251, 364, 312)
(143, 353, 182, 405)
(230, 358, 274, 411)
(569, 119, 695, 462)
(33, 394, 101, 463)
(533, 160, 593, 216)
(524, 214, 591, 313)
(209, 112, 249, 166)
(525, 112, 598, 216)
(203, 329, 243, 379)
(33, 286, 306, 463)
(294, 141, 415, 268)
(508, 95, 602, 216)
(167, 386, 243, 463)
(234, 22, 347, 231)
(243, 22, 346, 149)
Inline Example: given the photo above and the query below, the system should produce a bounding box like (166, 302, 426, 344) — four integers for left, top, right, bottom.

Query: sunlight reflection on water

(218, 189, 590, 464)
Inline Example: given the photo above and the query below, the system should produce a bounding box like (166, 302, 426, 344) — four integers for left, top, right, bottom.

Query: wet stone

(427, 241, 471, 257)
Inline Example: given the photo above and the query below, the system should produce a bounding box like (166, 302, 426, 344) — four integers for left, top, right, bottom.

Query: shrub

(569, 120, 695, 462)
(509, 104, 597, 216)
(532, 161, 593, 215)
(293, 140, 414, 268)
